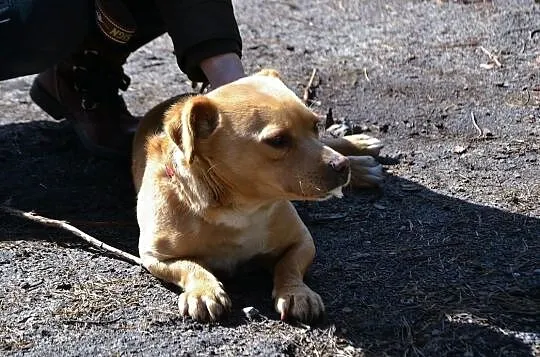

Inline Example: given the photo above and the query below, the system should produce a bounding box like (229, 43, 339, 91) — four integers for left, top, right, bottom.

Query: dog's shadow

(1, 120, 538, 355)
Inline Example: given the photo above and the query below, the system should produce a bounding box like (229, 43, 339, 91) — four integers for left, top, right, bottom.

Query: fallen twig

(67, 220, 136, 227)
(303, 68, 318, 105)
(470, 111, 483, 137)
(479, 46, 502, 67)
(1, 205, 142, 266)
(363, 68, 371, 82)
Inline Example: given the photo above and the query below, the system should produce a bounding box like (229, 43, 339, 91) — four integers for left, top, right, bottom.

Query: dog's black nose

(328, 155, 350, 173)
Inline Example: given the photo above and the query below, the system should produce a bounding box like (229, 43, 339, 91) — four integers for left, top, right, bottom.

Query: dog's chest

(204, 207, 275, 272)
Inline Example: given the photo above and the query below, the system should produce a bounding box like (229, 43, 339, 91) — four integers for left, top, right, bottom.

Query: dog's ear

(164, 96, 220, 164)
(255, 68, 282, 79)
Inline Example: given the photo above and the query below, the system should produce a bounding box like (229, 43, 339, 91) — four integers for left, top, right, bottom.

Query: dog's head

(163, 69, 350, 203)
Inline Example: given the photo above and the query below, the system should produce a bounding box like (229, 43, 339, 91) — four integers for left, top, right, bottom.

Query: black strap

(95, 0, 136, 45)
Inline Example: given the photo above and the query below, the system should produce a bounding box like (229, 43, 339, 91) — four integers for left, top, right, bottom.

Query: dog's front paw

(273, 284, 325, 323)
(349, 156, 384, 188)
(178, 281, 232, 322)
(343, 134, 383, 156)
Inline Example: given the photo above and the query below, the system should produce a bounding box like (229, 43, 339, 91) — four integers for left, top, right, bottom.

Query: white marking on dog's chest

(212, 210, 253, 229)
(205, 205, 276, 272)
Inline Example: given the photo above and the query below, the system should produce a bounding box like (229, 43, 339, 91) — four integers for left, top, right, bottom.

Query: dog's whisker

(295, 173, 309, 197)
(298, 179, 306, 196)
(206, 162, 220, 175)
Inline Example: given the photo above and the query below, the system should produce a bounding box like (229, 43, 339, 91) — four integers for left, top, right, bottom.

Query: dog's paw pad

(178, 282, 231, 322)
(349, 156, 384, 188)
(344, 134, 383, 156)
(273, 284, 325, 323)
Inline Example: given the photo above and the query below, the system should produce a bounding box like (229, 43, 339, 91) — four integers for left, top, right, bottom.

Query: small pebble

(242, 306, 260, 321)
(453, 145, 468, 154)
(343, 346, 356, 353)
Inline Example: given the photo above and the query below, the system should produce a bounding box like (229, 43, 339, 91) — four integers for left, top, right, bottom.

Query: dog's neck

(166, 148, 273, 227)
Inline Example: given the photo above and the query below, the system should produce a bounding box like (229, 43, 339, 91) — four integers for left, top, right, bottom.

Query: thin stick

(302, 68, 318, 104)
(479, 46, 502, 67)
(1, 205, 142, 266)
(67, 220, 136, 227)
(470, 111, 483, 137)
(363, 67, 370, 82)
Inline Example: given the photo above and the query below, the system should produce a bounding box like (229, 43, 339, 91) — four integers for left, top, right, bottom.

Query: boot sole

(30, 80, 129, 160)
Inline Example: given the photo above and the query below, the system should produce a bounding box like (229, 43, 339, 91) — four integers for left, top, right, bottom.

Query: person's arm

(199, 52, 245, 88)
(154, 0, 245, 87)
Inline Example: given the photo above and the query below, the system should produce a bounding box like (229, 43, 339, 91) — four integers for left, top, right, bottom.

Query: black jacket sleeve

(154, 0, 242, 82)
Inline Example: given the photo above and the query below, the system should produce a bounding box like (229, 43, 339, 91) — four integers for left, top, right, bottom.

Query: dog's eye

(263, 134, 290, 149)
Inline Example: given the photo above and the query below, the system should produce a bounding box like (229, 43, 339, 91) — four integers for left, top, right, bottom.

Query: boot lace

(70, 50, 130, 111)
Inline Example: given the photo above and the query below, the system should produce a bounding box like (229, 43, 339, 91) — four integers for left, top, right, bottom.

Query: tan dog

(132, 69, 383, 323)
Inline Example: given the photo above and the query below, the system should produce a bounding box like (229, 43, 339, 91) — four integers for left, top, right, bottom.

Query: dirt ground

(1, 0, 539, 356)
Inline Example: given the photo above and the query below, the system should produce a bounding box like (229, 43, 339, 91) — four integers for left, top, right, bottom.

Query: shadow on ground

(1, 120, 537, 356)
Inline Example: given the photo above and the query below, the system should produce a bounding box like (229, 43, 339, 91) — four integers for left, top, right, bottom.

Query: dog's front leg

(272, 235, 325, 323)
(321, 134, 383, 157)
(142, 256, 231, 322)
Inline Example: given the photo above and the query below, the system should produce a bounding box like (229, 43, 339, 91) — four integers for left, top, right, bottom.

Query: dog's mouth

(317, 168, 351, 200)
(285, 169, 351, 202)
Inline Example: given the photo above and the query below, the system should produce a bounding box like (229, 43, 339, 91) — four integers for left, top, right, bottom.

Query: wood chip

(480, 63, 495, 70)
(453, 145, 468, 154)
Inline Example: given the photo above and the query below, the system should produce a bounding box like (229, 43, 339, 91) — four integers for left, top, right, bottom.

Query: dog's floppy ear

(255, 68, 282, 79)
(164, 96, 220, 164)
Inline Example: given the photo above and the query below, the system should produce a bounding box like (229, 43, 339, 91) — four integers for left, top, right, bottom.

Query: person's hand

(200, 53, 245, 89)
